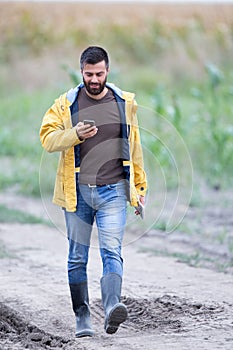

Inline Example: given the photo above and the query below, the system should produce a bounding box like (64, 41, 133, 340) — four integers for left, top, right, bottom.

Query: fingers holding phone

(76, 120, 97, 140)
(134, 196, 145, 219)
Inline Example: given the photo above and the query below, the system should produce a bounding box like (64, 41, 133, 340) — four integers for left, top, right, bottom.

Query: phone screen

(83, 119, 95, 126)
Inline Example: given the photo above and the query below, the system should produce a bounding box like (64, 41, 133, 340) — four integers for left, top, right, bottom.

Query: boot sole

(75, 328, 95, 338)
(106, 303, 128, 334)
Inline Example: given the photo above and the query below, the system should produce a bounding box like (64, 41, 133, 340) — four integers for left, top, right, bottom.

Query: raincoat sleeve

(40, 95, 84, 153)
(131, 99, 147, 197)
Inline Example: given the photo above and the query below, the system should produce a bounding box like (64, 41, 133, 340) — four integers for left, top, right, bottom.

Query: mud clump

(0, 302, 73, 349)
(121, 294, 225, 333)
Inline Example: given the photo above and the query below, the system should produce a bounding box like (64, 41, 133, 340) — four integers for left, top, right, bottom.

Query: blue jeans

(64, 181, 127, 284)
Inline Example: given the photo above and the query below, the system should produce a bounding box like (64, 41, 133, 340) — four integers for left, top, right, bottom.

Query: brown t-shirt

(78, 88, 124, 185)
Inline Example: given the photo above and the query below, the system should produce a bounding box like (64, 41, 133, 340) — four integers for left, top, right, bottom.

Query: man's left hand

(135, 195, 145, 216)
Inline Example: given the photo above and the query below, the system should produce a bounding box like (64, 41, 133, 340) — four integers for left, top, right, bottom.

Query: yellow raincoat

(40, 83, 147, 212)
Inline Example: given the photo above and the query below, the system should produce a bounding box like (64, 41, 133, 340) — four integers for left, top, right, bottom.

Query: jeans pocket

(107, 184, 117, 190)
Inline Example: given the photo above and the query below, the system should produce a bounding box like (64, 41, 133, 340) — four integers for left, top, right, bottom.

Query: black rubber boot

(69, 281, 94, 337)
(101, 273, 128, 334)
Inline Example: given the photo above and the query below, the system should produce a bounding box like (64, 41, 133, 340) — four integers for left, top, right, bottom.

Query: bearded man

(40, 46, 147, 337)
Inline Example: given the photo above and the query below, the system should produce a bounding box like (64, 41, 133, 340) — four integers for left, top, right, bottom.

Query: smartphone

(83, 119, 95, 127)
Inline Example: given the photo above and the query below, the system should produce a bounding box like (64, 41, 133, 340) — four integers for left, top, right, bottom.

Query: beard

(83, 77, 107, 96)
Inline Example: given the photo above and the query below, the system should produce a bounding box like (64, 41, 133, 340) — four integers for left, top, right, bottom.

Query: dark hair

(80, 46, 109, 70)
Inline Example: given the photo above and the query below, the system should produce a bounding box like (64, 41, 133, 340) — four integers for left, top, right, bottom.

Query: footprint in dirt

(91, 294, 225, 334)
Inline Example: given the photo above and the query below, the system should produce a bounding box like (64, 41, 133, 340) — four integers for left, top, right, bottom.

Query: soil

(0, 191, 233, 350)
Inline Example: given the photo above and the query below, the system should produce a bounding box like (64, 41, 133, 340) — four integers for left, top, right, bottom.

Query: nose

(91, 75, 98, 83)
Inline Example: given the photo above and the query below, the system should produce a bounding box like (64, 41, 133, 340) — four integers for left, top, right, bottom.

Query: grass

(140, 247, 212, 266)
(0, 204, 51, 225)
(0, 241, 15, 259)
(139, 246, 233, 273)
(0, 88, 63, 196)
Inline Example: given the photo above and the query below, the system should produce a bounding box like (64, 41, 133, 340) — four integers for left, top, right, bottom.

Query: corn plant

(190, 63, 233, 189)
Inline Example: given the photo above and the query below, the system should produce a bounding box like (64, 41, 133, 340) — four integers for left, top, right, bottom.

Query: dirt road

(0, 195, 233, 350)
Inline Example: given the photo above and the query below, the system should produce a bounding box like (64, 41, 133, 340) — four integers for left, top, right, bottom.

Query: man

(40, 46, 147, 337)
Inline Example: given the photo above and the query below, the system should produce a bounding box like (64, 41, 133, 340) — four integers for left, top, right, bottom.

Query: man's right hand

(76, 122, 98, 141)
